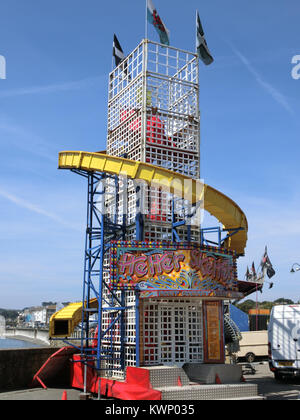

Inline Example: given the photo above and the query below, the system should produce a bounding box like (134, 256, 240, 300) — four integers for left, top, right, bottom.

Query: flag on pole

(260, 246, 276, 279)
(196, 11, 214, 65)
(245, 266, 251, 281)
(112, 34, 130, 79)
(113, 34, 125, 67)
(147, 0, 170, 46)
(251, 261, 257, 281)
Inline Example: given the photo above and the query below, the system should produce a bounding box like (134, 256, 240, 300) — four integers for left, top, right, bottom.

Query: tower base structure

(70, 362, 264, 400)
(47, 150, 263, 398)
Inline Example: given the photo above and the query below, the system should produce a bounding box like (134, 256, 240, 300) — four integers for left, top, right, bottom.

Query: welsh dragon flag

(147, 0, 170, 46)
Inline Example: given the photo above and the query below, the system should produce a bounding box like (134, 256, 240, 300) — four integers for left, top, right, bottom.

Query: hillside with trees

(235, 298, 297, 314)
(0, 308, 19, 321)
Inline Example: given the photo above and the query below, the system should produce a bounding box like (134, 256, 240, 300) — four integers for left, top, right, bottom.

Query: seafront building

(18, 305, 57, 327)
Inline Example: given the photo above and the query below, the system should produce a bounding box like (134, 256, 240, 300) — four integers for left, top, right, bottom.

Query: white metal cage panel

(100, 344, 136, 380)
(143, 302, 159, 365)
(107, 40, 199, 164)
(145, 146, 199, 177)
(109, 42, 144, 101)
(143, 222, 201, 242)
(107, 107, 143, 158)
(101, 289, 136, 378)
(143, 300, 203, 366)
(108, 40, 198, 104)
(108, 108, 199, 163)
(146, 76, 198, 117)
(147, 42, 198, 83)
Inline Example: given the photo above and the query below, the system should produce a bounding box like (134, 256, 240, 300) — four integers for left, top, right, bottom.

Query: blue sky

(0, 0, 299, 308)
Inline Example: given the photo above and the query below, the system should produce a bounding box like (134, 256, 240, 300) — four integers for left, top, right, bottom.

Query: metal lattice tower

(49, 38, 249, 386)
(107, 39, 201, 243)
(79, 40, 203, 379)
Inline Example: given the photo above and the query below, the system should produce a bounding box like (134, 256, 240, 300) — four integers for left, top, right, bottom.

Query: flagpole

(112, 35, 115, 72)
(256, 284, 258, 331)
(195, 10, 198, 55)
(145, 0, 148, 40)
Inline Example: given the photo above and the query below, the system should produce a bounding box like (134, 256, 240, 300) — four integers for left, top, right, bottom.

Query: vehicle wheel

(245, 352, 255, 363)
(274, 371, 283, 381)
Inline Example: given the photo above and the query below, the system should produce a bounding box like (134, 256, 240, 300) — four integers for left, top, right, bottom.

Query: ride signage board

(110, 241, 242, 299)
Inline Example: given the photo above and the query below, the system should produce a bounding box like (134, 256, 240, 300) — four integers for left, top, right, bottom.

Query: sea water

(0, 315, 5, 337)
(0, 338, 41, 349)
(0, 316, 42, 348)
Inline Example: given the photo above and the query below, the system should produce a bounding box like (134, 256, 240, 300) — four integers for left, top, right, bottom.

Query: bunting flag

(196, 11, 214, 65)
(147, 0, 170, 46)
(260, 246, 276, 279)
(113, 34, 125, 67)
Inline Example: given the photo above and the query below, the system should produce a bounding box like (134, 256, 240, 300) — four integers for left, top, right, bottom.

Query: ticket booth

(110, 241, 242, 369)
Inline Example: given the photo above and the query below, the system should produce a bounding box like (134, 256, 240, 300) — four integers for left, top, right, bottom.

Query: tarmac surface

(242, 361, 300, 400)
(1, 362, 300, 400)
(0, 387, 83, 401)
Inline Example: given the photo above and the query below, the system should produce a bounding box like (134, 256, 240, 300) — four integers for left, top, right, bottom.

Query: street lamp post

(290, 263, 300, 273)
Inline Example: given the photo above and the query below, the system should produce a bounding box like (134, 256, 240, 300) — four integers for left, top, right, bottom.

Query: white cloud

(229, 44, 294, 115)
(0, 75, 104, 98)
(0, 115, 57, 162)
(0, 188, 81, 231)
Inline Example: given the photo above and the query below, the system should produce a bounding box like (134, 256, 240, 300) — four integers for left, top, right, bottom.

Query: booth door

(143, 300, 204, 366)
(159, 304, 186, 364)
(202, 301, 225, 364)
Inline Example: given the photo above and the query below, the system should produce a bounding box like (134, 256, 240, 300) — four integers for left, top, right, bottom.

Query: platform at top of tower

(109, 39, 199, 102)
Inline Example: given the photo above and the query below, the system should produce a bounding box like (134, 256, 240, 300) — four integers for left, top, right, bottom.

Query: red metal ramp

(32, 347, 77, 389)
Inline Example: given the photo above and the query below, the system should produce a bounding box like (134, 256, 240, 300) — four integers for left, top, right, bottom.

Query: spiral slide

(49, 151, 248, 338)
(58, 150, 248, 254)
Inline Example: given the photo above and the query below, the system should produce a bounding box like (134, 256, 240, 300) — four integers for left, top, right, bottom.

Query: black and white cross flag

(196, 11, 214, 66)
(113, 34, 125, 67)
(260, 246, 276, 279)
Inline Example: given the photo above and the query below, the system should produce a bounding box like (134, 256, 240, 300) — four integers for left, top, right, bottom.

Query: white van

(268, 304, 300, 379)
(236, 331, 268, 363)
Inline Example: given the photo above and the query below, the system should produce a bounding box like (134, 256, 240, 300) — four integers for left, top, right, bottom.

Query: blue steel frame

(78, 170, 128, 373)
(71, 170, 144, 375)
(200, 226, 244, 249)
(171, 197, 244, 249)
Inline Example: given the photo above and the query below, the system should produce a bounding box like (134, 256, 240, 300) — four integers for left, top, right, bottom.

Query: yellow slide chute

(58, 151, 247, 255)
(49, 298, 98, 338)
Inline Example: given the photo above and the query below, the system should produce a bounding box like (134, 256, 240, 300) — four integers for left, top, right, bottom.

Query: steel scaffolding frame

(69, 170, 145, 377)
(78, 170, 127, 373)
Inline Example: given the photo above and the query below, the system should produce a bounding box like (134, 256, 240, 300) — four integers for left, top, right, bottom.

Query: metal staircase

(143, 365, 264, 400)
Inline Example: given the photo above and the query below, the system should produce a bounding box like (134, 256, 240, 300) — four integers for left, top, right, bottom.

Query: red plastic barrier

(70, 354, 98, 393)
(70, 356, 161, 400)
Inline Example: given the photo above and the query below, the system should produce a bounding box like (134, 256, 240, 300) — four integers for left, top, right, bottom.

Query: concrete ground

(0, 387, 83, 401)
(2, 362, 300, 400)
(242, 362, 300, 400)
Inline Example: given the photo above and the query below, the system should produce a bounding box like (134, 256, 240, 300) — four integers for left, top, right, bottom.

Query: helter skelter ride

(49, 30, 262, 399)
